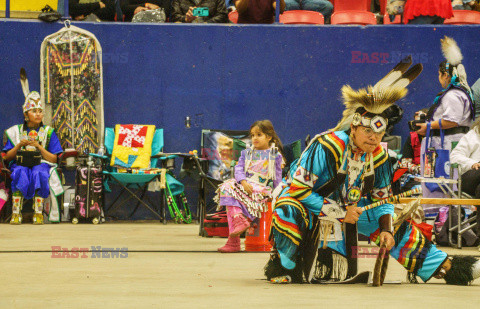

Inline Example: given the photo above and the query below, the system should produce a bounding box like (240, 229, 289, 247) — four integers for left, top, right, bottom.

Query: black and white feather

(373, 55, 412, 92)
(20, 68, 30, 98)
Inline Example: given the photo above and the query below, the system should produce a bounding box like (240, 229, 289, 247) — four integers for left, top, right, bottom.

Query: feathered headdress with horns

(441, 36, 470, 92)
(20, 68, 43, 113)
(333, 56, 423, 132)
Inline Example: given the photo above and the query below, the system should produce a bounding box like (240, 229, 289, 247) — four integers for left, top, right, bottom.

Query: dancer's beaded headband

(351, 106, 388, 133)
(23, 91, 42, 113)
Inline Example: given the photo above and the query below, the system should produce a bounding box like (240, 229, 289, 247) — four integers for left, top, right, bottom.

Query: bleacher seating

(331, 10, 377, 25)
(383, 14, 402, 24)
(280, 10, 324, 24)
(379, 0, 386, 15)
(333, 0, 371, 12)
(444, 10, 480, 25)
(229, 11, 238, 24)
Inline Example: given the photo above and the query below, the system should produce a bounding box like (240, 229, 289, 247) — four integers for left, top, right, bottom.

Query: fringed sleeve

(287, 138, 338, 215)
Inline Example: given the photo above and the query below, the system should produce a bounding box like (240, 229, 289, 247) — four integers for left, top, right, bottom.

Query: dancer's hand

(344, 205, 362, 224)
(472, 163, 480, 170)
(27, 140, 41, 149)
(379, 231, 395, 250)
(241, 180, 253, 195)
(18, 139, 29, 147)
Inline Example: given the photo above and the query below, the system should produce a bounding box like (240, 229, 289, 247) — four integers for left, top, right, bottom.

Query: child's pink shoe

(218, 236, 241, 253)
(231, 215, 250, 236)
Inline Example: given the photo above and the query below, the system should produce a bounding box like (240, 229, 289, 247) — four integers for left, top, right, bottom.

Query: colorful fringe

(216, 179, 270, 218)
(370, 221, 432, 276)
(372, 145, 389, 169)
(271, 196, 309, 269)
(317, 133, 346, 170)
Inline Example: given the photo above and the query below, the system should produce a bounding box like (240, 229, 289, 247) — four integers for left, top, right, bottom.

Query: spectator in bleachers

(452, 0, 480, 11)
(226, 0, 236, 12)
(283, 0, 332, 18)
(235, 0, 285, 23)
(171, 0, 228, 22)
(121, 0, 172, 22)
(404, 0, 453, 24)
(69, 0, 116, 21)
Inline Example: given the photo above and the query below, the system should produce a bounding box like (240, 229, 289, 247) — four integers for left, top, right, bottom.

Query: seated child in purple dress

(216, 120, 284, 253)
(3, 91, 63, 225)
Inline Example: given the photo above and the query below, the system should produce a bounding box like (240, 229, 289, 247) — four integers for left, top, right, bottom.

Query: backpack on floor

(203, 211, 229, 238)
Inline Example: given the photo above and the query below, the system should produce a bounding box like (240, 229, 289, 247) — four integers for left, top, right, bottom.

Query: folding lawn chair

(195, 129, 249, 235)
(96, 126, 185, 224)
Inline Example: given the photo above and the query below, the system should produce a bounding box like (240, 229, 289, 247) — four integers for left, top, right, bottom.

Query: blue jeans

(284, 0, 333, 17)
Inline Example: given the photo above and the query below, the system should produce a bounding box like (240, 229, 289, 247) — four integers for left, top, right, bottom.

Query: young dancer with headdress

(2, 69, 63, 225)
(265, 57, 480, 286)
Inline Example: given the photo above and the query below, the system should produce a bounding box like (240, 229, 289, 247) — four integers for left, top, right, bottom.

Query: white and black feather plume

(390, 63, 423, 89)
(373, 55, 412, 92)
(333, 55, 420, 131)
(20, 68, 30, 98)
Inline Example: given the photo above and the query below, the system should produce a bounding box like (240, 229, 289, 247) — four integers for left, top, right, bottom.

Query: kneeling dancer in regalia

(265, 58, 480, 285)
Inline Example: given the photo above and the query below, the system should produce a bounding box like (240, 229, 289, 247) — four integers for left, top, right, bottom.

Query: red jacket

(410, 131, 422, 165)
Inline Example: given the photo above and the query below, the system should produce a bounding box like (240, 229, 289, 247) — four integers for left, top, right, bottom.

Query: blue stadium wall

(1, 20, 479, 218)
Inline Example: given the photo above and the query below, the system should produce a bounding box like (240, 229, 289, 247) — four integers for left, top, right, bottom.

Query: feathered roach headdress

(333, 56, 423, 132)
(20, 68, 43, 113)
(441, 36, 470, 92)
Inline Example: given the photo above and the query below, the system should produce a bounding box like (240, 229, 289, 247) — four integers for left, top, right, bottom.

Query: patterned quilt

(111, 124, 155, 169)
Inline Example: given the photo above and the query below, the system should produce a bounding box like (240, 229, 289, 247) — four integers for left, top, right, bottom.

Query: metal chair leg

(198, 177, 207, 236)
(128, 185, 148, 218)
(110, 177, 163, 220)
(161, 190, 167, 224)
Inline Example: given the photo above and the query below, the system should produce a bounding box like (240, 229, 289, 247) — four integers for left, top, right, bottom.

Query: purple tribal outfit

(216, 148, 283, 221)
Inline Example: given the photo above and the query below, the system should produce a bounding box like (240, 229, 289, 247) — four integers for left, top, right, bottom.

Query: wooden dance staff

(361, 188, 480, 212)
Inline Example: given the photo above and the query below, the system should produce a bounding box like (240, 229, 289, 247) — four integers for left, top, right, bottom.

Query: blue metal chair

(96, 127, 184, 223)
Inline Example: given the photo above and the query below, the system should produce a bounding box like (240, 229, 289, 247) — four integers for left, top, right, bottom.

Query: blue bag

(423, 121, 450, 193)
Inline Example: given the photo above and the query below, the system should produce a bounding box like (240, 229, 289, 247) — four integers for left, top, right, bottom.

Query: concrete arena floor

(0, 223, 479, 308)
